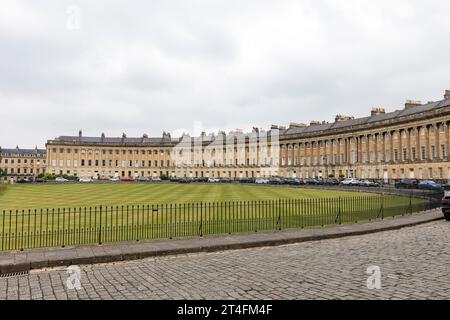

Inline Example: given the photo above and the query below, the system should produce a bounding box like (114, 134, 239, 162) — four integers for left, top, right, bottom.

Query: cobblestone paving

(1, 221, 449, 300)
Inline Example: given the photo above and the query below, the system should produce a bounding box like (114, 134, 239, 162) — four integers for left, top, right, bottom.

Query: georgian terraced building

(45, 129, 281, 180)
(279, 91, 450, 181)
(2, 90, 450, 182)
(0, 147, 47, 182)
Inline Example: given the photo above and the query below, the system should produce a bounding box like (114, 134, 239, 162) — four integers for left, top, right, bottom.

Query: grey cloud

(1, 0, 450, 148)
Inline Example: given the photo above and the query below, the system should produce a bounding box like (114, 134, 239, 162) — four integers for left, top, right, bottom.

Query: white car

(208, 178, 220, 183)
(55, 177, 69, 182)
(79, 178, 94, 183)
(340, 178, 359, 186)
(255, 178, 269, 184)
(151, 177, 162, 182)
(109, 177, 120, 182)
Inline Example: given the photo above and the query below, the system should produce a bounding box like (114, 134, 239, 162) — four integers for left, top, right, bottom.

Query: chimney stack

(78, 130, 82, 138)
(289, 123, 307, 129)
(334, 115, 354, 122)
(445, 90, 450, 100)
(162, 131, 171, 141)
(371, 108, 386, 116)
(404, 100, 422, 109)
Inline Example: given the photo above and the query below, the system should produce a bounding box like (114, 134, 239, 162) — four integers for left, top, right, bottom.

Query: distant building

(0, 147, 47, 182)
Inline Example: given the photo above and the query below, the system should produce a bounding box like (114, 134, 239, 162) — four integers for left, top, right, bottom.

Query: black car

(283, 178, 303, 185)
(395, 179, 418, 189)
(269, 178, 282, 185)
(35, 178, 46, 183)
(305, 179, 320, 185)
(179, 178, 193, 184)
(17, 178, 32, 184)
(219, 178, 232, 183)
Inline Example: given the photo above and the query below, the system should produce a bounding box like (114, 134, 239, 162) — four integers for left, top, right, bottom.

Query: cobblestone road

(1, 221, 449, 300)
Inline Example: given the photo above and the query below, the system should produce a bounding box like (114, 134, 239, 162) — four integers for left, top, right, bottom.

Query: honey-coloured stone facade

(2, 90, 450, 182)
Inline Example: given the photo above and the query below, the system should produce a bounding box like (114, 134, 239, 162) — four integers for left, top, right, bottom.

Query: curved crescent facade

(2, 90, 450, 182)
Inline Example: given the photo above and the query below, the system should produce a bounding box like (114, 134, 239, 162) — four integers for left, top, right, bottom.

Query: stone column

(407, 128, 411, 161)
(416, 127, 421, 161)
(447, 122, 450, 160)
(398, 129, 403, 162)
(435, 123, 441, 160)
(390, 130, 394, 163)
(366, 135, 370, 164)
(356, 136, 360, 164)
(374, 133, 379, 163)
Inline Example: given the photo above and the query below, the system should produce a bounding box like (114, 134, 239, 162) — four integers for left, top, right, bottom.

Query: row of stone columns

(281, 121, 449, 167)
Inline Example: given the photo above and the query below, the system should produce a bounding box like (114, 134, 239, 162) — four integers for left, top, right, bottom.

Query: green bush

(159, 173, 169, 180)
(38, 173, 78, 181)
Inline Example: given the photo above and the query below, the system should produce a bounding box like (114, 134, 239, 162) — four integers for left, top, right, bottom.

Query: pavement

(0, 217, 449, 300)
(0, 209, 443, 275)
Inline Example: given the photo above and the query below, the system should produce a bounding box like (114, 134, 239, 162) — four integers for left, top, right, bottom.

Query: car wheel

(444, 213, 450, 221)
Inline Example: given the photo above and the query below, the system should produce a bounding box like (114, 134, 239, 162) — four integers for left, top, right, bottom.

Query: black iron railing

(0, 192, 442, 252)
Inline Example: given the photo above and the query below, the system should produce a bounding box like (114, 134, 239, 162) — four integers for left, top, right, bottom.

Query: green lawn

(0, 183, 428, 252)
(0, 183, 373, 211)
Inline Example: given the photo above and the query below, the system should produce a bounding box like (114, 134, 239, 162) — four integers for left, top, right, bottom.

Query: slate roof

(283, 99, 450, 137)
(46, 98, 450, 147)
(0, 148, 46, 157)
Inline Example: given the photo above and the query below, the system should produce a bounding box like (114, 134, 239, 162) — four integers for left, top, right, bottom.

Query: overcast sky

(1, 0, 450, 148)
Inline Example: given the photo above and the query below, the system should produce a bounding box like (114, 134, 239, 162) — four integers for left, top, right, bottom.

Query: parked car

(269, 177, 282, 185)
(395, 179, 418, 189)
(323, 178, 340, 185)
(170, 177, 180, 182)
(35, 178, 46, 183)
(255, 178, 269, 184)
(208, 178, 220, 183)
(136, 177, 149, 182)
(79, 178, 94, 183)
(109, 177, 120, 182)
(418, 180, 442, 191)
(179, 178, 193, 183)
(120, 177, 135, 182)
(219, 178, 232, 183)
(55, 177, 69, 182)
(285, 178, 303, 185)
(17, 178, 32, 184)
(340, 178, 359, 186)
(359, 180, 380, 187)
(239, 178, 254, 184)
(151, 177, 162, 182)
(305, 178, 320, 185)
(441, 191, 450, 221)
